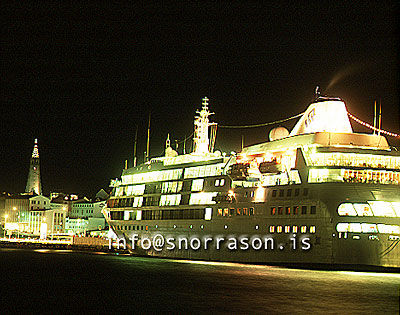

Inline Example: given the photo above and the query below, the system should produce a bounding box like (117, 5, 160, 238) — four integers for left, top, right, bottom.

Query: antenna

(373, 100, 377, 135)
(133, 126, 138, 167)
(378, 99, 382, 136)
(183, 134, 186, 154)
(146, 112, 151, 162)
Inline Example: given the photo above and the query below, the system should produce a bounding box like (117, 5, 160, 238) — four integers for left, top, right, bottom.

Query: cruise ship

(103, 94, 400, 269)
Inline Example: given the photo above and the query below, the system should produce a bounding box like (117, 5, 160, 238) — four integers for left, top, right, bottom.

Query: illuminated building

(25, 139, 42, 195)
(104, 95, 400, 269)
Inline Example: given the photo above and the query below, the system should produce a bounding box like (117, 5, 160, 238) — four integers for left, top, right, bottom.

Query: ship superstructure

(103, 95, 400, 269)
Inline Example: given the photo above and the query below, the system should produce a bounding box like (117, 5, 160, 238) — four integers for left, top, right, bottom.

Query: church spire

(25, 138, 42, 195)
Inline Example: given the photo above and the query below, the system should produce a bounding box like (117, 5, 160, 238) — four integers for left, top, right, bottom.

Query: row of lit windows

(271, 188, 308, 198)
(116, 225, 147, 231)
(271, 205, 316, 215)
(184, 164, 223, 179)
(215, 178, 225, 187)
(141, 209, 205, 221)
(110, 208, 211, 221)
(72, 209, 94, 214)
(113, 224, 316, 234)
(338, 202, 400, 217)
(269, 225, 316, 234)
(108, 192, 218, 209)
(122, 169, 183, 185)
(217, 207, 255, 217)
(31, 200, 47, 205)
(336, 223, 400, 234)
(308, 168, 400, 185)
(303, 150, 400, 170)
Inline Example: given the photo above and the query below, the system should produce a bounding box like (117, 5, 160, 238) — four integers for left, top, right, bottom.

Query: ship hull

(106, 183, 400, 270)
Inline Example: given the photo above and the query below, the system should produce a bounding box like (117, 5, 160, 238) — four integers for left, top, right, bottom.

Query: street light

(13, 207, 19, 239)
(4, 214, 8, 238)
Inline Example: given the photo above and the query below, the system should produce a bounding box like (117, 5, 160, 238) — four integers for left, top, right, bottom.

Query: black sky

(1, 2, 399, 196)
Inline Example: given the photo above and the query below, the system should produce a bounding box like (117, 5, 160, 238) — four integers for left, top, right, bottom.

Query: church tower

(25, 138, 42, 195)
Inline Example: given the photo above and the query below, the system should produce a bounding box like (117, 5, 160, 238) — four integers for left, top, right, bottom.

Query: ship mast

(133, 126, 138, 167)
(193, 97, 216, 155)
(146, 112, 151, 162)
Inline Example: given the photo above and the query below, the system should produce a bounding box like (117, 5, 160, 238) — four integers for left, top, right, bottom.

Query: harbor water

(0, 248, 399, 314)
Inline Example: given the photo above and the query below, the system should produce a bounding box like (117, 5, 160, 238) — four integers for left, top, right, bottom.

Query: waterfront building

(0, 194, 31, 234)
(71, 200, 106, 219)
(29, 207, 68, 238)
(65, 217, 106, 236)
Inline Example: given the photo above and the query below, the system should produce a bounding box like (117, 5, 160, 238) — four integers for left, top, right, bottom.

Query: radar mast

(193, 97, 216, 155)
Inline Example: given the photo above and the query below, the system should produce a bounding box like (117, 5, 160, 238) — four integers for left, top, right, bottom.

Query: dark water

(0, 248, 399, 314)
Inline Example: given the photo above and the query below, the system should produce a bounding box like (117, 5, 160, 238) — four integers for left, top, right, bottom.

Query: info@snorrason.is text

(109, 234, 312, 251)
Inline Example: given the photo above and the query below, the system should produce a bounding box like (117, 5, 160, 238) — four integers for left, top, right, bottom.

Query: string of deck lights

(219, 112, 304, 128)
(347, 112, 400, 138)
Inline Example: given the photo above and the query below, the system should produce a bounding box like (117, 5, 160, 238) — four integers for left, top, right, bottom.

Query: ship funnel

(290, 98, 353, 136)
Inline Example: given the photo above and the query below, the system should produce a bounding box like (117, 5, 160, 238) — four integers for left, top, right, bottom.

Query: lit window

(361, 223, 377, 233)
(353, 204, 373, 216)
(243, 208, 248, 215)
(284, 226, 290, 233)
(301, 226, 307, 233)
(392, 202, 400, 217)
(277, 226, 282, 233)
(220, 179, 225, 186)
(271, 207, 276, 215)
(310, 226, 316, 233)
(229, 208, 235, 216)
(192, 179, 205, 191)
(338, 203, 357, 216)
(249, 208, 255, 216)
(236, 208, 242, 215)
(336, 223, 362, 233)
(255, 225, 259, 230)
(217, 208, 223, 216)
(292, 226, 298, 233)
(215, 179, 220, 186)
(285, 207, 291, 215)
(269, 226, 275, 233)
(224, 225, 228, 229)
(368, 201, 396, 217)
(377, 224, 400, 234)
(293, 206, 299, 215)
(205, 208, 212, 220)
(223, 208, 229, 216)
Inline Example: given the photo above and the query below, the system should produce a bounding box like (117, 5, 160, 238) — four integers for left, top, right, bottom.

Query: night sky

(1, 2, 398, 196)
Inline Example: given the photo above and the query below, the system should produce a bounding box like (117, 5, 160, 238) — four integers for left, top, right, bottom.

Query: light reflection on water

(0, 248, 399, 314)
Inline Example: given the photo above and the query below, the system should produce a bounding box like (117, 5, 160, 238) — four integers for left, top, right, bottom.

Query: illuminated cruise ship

(103, 95, 400, 269)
